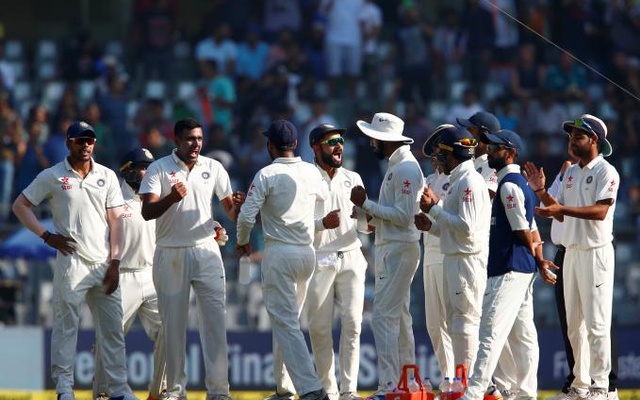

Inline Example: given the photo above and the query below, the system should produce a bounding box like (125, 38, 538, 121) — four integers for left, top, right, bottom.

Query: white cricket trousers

(564, 244, 614, 391)
(262, 242, 323, 396)
(423, 261, 454, 379)
(465, 272, 538, 400)
(94, 267, 166, 398)
(51, 255, 128, 396)
(153, 241, 229, 399)
(372, 241, 420, 389)
(442, 253, 486, 377)
(306, 248, 367, 398)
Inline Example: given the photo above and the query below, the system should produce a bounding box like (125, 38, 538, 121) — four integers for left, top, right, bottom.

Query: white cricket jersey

(496, 164, 538, 232)
(428, 159, 491, 255)
(558, 155, 619, 249)
(139, 150, 233, 247)
(547, 170, 565, 245)
(362, 145, 424, 245)
(313, 165, 365, 253)
(237, 157, 328, 246)
(21, 158, 124, 264)
(119, 182, 155, 271)
(423, 171, 450, 266)
(474, 154, 498, 194)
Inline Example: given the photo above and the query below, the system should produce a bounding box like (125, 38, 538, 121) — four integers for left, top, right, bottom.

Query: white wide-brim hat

(356, 112, 414, 144)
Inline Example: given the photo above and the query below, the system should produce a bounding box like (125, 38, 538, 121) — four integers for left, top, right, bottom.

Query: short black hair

(174, 118, 202, 137)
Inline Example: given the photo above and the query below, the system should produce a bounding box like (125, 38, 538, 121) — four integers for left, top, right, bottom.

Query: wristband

(40, 230, 51, 243)
(534, 188, 545, 193)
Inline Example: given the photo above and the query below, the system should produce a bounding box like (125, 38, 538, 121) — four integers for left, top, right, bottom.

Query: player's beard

(320, 149, 342, 168)
(488, 155, 506, 171)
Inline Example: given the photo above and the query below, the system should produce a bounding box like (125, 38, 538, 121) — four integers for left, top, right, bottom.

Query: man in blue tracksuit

(461, 130, 557, 400)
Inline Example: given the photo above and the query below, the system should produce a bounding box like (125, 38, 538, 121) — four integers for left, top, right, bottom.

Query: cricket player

(12, 121, 137, 400)
(306, 124, 370, 400)
(93, 148, 167, 400)
(349, 112, 424, 400)
(525, 114, 619, 400)
(417, 126, 491, 379)
(461, 129, 557, 400)
(414, 124, 455, 379)
(236, 120, 330, 400)
(139, 118, 244, 400)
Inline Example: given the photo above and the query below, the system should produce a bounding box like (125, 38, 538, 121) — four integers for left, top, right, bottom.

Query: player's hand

(420, 187, 439, 212)
(322, 209, 341, 229)
(537, 259, 559, 285)
(414, 213, 432, 231)
(523, 162, 545, 191)
(350, 186, 367, 207)
(232, 190, 246, 206)
(535, 196, 562, 218)
(45, 233, 77, 256)
(169, 182, 187, 203)
(103, 260, 120, 295)
(236, 243, 252, 257)
(213, 221, 229, 246)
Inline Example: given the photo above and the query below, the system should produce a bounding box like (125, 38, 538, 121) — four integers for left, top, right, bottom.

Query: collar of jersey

(388, 145, 411, 166)
(171, 149, 202, 169)
(64, 157, 95, 175)
(496, 163, 521, 182)
(273, 156, 301, 164)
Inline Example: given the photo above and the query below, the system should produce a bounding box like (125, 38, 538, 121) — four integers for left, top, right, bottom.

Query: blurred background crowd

(0, 0, 640, 331)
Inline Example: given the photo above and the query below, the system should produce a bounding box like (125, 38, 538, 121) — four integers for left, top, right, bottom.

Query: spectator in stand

(521, 90, 567, 157)
(61, 29, 104, 81)
(402, 101, 432, 168)
(98, 73, 133, 150)
(432, 8, 464, 88)
(84, 102, 116, 168)
(446, 88, 484, 122)
(27, 105, 50, 144)
(14, 117, 52, 195)
(44, 112, 73, 166)
(319, 0, 365, 98)
(199, 0, 255, 41)
(236, 122, 271, 190)
(360, 0, 383, 99)
(459, 0, 495, 90)
(396, 3, 434, 104)
(53, 87, 81, 131)
(305, 20, 328, 82)
(262, 0, 302, 41)
(483, 0, 519, 84)
(142, 125, 173, 159)
(200, 60, 236, 136)
(134, 97, 173, 148)
(236, 25, 270, 83)
(195, 22, 238, 76)
(0, 40, 16, 94)
(543, 53, 588, 101)
(557, 0, 590, 62)
(132, 0, 178, 81)
(509, 42, 545, 101)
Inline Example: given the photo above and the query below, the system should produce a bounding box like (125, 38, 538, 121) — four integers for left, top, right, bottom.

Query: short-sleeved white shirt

(22, 158, 124, 264)
(119, 182, 155, 271)
(139, 150, 233, 247)
(313, 165, 364, 253)
(237, 157, 328, 246)
(474, 154, 498, 194)
(558, 155, 619, 249)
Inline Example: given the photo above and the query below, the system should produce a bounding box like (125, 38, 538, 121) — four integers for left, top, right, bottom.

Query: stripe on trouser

(372, 241, 420, 389)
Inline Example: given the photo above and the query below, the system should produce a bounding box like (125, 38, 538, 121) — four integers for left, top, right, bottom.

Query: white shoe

(546, 388, 589, 400)
(339, 393, 363, 400)
(586, 388, 607, 400)
(606, 390, 618, 400)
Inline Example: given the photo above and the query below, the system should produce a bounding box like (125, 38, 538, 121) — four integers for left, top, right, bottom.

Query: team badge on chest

(60, 176, 73, 191)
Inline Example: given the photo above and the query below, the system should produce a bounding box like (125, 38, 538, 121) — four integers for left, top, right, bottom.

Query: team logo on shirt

(121, 204, 132, 219)
(344, 180, 352, 188)
(565, 175, 574, 189)
(401, 179, 412, 195)
(60, 176, 72, 191)
(506, 194, 516, 209)
(462, 187, 473, 203)
(247, 183, 256, 197)
(443, 183, 450, 191)
(97, 179, 105, 187)
(202, 172, 210, 180)
(168, 171, 179, 184)
(608, 179, 617, 192)
(586, 176, 593, 184)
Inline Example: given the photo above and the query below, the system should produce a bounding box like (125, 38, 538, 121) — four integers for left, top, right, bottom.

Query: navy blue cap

(66, 120, 96, 140)
(456, 111, 501, 133)
(309, 123, 346, 147)
(263, 120, 298, 148)
(119, 148, 155, 173)
(481, 129, 524, 153)
(438, 126, 477, 158)
(422, 124, 455, 156)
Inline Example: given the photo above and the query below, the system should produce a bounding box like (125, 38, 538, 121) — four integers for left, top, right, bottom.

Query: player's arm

(360, 167, 423, 226)
(104, 205, 124, 295)
(236, 175, 266, 255)
(552, 199, 613, 221)
(220, 190, 246, 222)
(12, 194, 76, 255)
(141, 182, 187, 221)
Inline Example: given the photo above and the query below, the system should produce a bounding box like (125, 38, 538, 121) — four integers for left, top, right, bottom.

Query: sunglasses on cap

(438, 137, 476, 152)
(69, 137, 96, 145)
(319, 137, 345, 146)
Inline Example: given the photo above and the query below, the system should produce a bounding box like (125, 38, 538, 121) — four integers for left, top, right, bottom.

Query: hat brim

(563, 121, 613, 157)
(356, 120, 414, 144)
(422, 130, 444, 156)
(480, 131, 505, 145)
(67, 130, 96, 140)
(456, 117, 474, 128)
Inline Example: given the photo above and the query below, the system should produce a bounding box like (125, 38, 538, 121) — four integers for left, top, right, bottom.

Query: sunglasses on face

(319, 137, 345, 146)
(70, 137, 96, 145)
